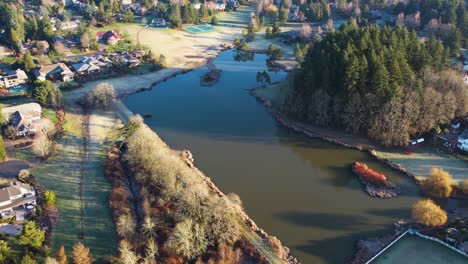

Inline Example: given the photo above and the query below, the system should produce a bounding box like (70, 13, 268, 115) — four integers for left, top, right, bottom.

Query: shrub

(165, 218, 208, 260)
(44, 191, 56, 207)
(412, 199, 447, 226)
(86, 83, 117, 110)
(352, 162, 387, 186)
(117, 214, 136, 239)
(18, 169, 30, 182)
(207, 197, 241, 246)
(421, 168, 453, 198)
(123, 115, 143, 138)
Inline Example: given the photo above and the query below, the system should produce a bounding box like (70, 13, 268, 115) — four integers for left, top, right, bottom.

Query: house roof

(1, 103, 42, 121)
(0, 189, 10, 204)
(6, 186, 21, 197)
(9, 111, 36, 132)
(34, 63, 73, 77)
(96, 30, 124, 40)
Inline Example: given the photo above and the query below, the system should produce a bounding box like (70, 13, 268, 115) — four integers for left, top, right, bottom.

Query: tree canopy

(283, 23, 467, 146)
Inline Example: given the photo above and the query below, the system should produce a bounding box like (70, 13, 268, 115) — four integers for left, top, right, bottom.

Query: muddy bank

(250, 89, 421, 186)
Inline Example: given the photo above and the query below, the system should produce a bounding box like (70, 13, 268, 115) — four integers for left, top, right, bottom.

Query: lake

(125, 50, 423, 263)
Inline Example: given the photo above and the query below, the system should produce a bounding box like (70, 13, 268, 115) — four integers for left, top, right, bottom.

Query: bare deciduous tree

(87, 82, 117, 110)
(32, 129, 52, 159)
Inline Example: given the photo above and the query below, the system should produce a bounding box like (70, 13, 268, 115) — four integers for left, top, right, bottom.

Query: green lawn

(42, 109, 58, 124)
(30, 107, 117, 261)
(375, 147, 468, 184)
(372, 234, 467, 264)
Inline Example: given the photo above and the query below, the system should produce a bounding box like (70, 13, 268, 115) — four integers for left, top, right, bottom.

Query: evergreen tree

(24, 51, 36, 73)
(10, 29, 22, 53)
(211, 15, 219, 25)
(18, 221, 45, 250)
(39, 15, 54, 40)
(168, 4, 182, 28)
(294, 42, 304, 62)
(72, 242, 93, 264)
(122, 8, 135, 23)
(0, 240, 12, 263)
(199, 4, 208, 18)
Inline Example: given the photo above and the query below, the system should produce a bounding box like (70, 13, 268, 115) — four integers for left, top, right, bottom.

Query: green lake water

(126, 50, 427, 263)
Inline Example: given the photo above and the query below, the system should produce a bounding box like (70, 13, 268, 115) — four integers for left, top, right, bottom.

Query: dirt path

(241, 225, 287, 264)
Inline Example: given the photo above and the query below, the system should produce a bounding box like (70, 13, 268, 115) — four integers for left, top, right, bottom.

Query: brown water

(126, 51, 424, 263)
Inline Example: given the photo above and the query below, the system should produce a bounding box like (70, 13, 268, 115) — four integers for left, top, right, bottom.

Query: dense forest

(282, 23, 467, 146)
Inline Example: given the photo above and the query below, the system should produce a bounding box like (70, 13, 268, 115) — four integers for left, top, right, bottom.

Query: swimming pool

(8, 85, 27, 93)
(183, 24, 216, 34)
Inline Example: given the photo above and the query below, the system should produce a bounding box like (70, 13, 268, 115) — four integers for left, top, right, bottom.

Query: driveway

(0, 160, 29, 178)
(0, 224, 22, 236)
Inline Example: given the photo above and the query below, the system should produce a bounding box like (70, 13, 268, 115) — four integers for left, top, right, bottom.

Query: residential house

(1, 103, 42, 137)
(151, 18, 166, 27)
(110, 51, 143, 67)
(52, 36, 78, 48)
(72, 55, 113, 75)
(122, 0, 132, 4)
(0, 181, 36, 219)
(457, 129, 468, 152)
(34, 63, 74, 82)
(96, 30, 124, 43)
(0, 69, 28, 89)
(56, 20, 80, 31)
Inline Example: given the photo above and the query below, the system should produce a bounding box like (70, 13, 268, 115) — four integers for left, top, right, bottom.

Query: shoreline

(249, 89, 423, 185)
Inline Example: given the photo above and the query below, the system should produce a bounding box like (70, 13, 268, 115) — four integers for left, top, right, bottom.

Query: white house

(0, 69, 28, 89)
(1, 103, 42, 136)
(0, 181, 36, 219)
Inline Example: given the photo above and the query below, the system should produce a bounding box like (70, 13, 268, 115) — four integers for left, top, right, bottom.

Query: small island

(352, 162, 401, 198)
(200, 58, 222, 86)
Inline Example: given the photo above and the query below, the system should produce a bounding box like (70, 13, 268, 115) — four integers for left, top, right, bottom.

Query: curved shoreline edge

(249, 89, 422, 186)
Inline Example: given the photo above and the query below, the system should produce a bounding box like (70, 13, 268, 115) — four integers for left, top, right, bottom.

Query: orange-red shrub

(352, 162, 387, 186)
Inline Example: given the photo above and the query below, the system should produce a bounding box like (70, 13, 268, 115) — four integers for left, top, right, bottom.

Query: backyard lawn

(30, 106, 118, 260)
(375, 148, 468, 184)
